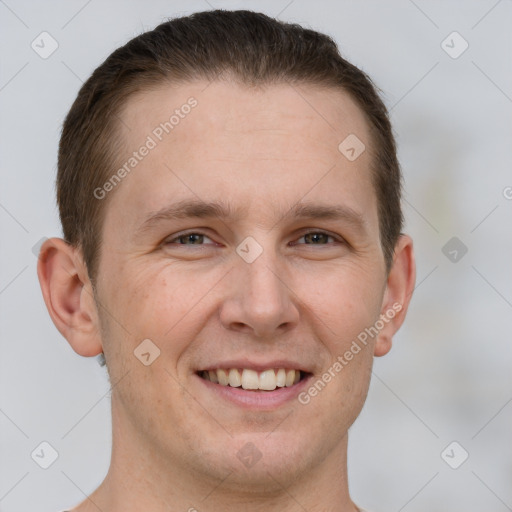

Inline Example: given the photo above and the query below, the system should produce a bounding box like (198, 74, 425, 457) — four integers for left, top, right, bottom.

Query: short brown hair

(57, 9, 403, 283)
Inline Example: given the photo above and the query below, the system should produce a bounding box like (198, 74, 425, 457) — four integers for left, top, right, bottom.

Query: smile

(197, 368, 308, 391)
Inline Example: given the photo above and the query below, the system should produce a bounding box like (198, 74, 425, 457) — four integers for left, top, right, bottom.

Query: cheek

(104, 262, 225, 354)
(290, 262, 381, 408)
(291, 261, 384, 342)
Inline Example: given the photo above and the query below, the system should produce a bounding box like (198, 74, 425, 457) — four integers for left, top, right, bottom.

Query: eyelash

(164, 230, 344, 247)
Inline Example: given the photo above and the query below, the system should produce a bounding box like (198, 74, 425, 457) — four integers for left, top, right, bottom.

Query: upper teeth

(201, 368, 301, 391)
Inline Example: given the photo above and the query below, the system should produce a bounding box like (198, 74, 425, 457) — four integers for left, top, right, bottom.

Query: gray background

(1, 1, 511, 511)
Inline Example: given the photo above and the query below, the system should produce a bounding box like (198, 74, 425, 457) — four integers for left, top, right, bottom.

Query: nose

(219, 245, 300, 338)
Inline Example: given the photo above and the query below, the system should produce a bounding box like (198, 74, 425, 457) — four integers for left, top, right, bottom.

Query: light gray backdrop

(1, 1, 511, 511)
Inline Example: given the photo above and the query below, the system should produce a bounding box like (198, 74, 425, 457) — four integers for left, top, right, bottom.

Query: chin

(199, 433, 317, 492)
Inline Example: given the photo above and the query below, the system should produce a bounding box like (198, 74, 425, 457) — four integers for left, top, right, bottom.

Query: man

(37, 9, 415, 512)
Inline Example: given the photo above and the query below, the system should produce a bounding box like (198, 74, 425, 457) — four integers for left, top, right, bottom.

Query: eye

(163, 230, 344, 248)
(293, 231, 342, 245)
(165, 232, 216, 245)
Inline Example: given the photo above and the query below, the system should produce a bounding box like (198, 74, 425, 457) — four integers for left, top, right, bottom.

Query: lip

(194, 372, 313, 410)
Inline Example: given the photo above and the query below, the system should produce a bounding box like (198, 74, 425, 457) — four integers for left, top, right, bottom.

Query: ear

(374, 234, 416, 357)
(37, 237, 103, 357)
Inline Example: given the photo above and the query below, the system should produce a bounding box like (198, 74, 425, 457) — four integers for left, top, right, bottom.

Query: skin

(38, 80, 415, 512)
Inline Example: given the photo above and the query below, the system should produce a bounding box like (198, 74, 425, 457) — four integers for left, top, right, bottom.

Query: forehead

(120, 80, 370, 158)
(106, 80, 376, 232)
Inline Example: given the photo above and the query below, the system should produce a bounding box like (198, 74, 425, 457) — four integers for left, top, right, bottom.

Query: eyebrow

(136, 198, 366, 236)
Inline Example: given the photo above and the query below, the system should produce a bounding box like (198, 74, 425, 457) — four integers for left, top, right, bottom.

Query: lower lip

(194, 373, 312, 409)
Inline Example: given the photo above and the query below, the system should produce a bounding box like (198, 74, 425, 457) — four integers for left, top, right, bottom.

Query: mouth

(196, 368, 311, 392)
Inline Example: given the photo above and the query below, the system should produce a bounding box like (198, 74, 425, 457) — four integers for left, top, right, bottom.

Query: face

(94, 80, 390, 490)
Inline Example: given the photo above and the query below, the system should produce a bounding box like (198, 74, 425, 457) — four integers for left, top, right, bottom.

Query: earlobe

(374, 234, 416, 357)
(37, 237, 103, 357)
